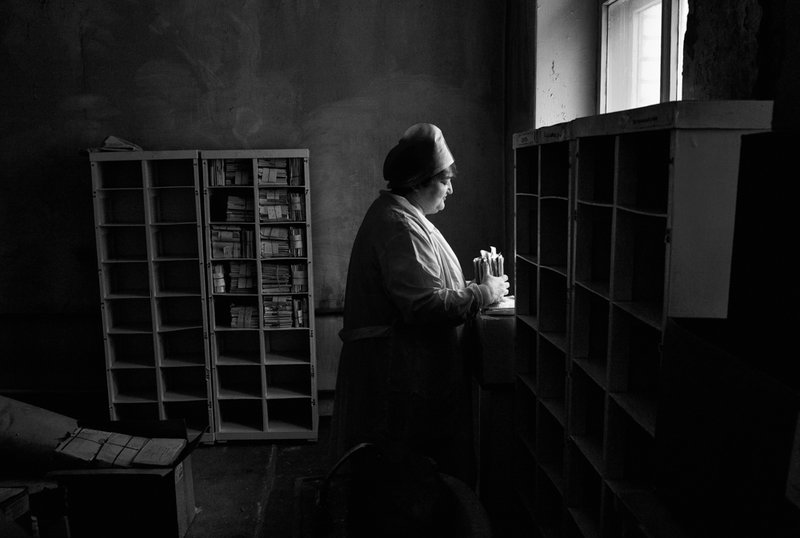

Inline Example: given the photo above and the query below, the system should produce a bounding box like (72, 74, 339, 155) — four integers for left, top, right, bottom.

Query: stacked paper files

(473, 246, 505, 284)
(55, 427, 186, 468)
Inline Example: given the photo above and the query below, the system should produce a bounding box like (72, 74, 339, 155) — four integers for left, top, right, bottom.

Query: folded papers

(88, 135, 143, 152)
(55, 427, 186, 468)
(473, 246, 515, 315)
(473, 246, 504, 285)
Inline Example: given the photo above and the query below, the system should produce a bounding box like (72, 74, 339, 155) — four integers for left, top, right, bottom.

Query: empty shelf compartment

(159, 328, 207, 366)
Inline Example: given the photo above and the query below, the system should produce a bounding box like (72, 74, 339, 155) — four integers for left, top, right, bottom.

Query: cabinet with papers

(90, 149, 317, 442)
(511, 101, 772, 537)
(202, 150, 316, 441)
(90, 150, 213, 442)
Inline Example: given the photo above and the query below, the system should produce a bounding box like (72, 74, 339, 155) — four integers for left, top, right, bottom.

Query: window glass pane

(676, 0, 689, 98)
(605, 0, 662, 112)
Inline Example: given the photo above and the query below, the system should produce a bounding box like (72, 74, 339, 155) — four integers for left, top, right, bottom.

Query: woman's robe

(330, 191, 491, 484)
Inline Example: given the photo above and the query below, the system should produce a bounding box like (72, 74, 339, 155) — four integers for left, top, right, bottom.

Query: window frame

(598, 0, 688, 113)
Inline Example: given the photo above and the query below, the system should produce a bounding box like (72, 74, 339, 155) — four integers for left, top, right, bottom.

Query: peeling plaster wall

(534, 0, 597, 128)
(0, 0, 505, 397)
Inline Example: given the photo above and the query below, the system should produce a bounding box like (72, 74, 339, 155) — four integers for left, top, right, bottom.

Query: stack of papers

(55, 427, 186, 468)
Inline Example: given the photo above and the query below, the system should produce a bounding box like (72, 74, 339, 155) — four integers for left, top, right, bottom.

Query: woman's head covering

(383, 123, 454, 189)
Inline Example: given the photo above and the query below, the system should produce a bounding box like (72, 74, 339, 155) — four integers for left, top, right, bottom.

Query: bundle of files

(229, 304, 258, 328)
(212, 225, 254, 258)
(260, 226, 290, 257)
(212, 263, 227, 293)
(259, 226, 305, 257)
(290, 263, 308, 292)
(289, 227, 305, 256)
(263, 296, 309, 328)
(288, 159, 303, 186)
(261, 263, 307, 294)
(473, 246, 515, 314)
(208, 159, 251, 186)
(262, 263, 292, 293)
(289, 192, 305, 220)
(259, 189, 290, 221)
(224, 160, 251, 185)
(55, 427, 186, 468)
(473, 246, 505, 284)
(214, 261, 257, 294)
(257, 158, 288, 185)
(225, 195, 254, 222)
(263, 296, 294, 328)
(228, 261, 255, 293)
(293, 297, 309, 327)
(208, 160, 225, 186)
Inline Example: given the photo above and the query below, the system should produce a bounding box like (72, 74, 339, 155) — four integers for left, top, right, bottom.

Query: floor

(4, 410, 498, 538)
(186, 415, 336, 538)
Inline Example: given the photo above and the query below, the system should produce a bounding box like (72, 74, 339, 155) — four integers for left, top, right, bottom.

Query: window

(600, 0, 689, 113)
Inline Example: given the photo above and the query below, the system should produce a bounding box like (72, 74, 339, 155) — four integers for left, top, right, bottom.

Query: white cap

(383, 123, 455, 188)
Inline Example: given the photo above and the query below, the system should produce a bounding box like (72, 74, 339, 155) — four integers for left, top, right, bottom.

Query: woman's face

(414, 175, 454, 215)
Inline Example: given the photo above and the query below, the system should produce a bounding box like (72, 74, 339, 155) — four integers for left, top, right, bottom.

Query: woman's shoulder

(366, 192, 422, 228)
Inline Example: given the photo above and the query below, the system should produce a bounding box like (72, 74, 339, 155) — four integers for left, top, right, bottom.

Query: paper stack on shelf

(89, 135, 143, 152)
(211, 226, 242, 258)
(212, 263, 226, 293)
(293, 297, 309, 327)
(225, 195, 254, 222)
(208, 160, 225, 186)
(289, 227, 305, 257)
(263, 296, 294, 328)
(229, 261, 255, 293)
(262, 263, 292, 293)
(260, 226, 290, 257)
(257, 158, 288, 185)
(288, 159, 303, 186)
(259, 188, 290, 221)
(290, 263, 308, 292)
(224, 160, 250, 185)
(289, 192, 305, 221)
(229, 304, 258, 328)
(212, 225, 254, 259)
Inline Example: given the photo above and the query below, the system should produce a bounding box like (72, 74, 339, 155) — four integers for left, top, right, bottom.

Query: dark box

(471, 313, 516, 386)
(48, 419, 201, 538)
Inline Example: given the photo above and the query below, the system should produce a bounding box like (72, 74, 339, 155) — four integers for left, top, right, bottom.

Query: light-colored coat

(330, 191, 489, 484)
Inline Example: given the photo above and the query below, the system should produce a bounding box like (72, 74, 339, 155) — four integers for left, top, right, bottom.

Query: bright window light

(675, 0, 688, 99)
(602, 0, 689, 113)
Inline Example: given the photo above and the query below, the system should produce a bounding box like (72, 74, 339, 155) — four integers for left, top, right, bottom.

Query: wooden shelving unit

(511, 100, 772, 537)
(90, 151, 213, 442)
(202, 150, 316, 441)
(89, 149, 317, 442)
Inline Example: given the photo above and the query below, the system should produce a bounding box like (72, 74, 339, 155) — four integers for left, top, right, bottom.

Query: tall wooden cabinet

(89, 149, 317, 442)
(90, 151, 213, 441)
(202, 150, 316, 441)
(511, 101, 772, 537)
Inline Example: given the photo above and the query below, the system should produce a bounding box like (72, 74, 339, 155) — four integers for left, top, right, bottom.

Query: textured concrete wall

(534, 0, 598, 127)
(682, 0, 763, 100)
(504, 0, 537, 285)
(0, 1, 505, 396)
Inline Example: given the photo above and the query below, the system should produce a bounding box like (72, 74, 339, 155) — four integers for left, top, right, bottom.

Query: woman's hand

(482, 262, 509, 304)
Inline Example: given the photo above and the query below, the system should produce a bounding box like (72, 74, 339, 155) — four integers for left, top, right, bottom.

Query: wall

(0, 0, 506, 405)
(503, 0, 537, 284)
(682, 0, 763, 100)
(534, 0, 598, 127)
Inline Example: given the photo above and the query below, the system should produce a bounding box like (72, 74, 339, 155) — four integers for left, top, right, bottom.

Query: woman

(330, 123, 509, 486)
